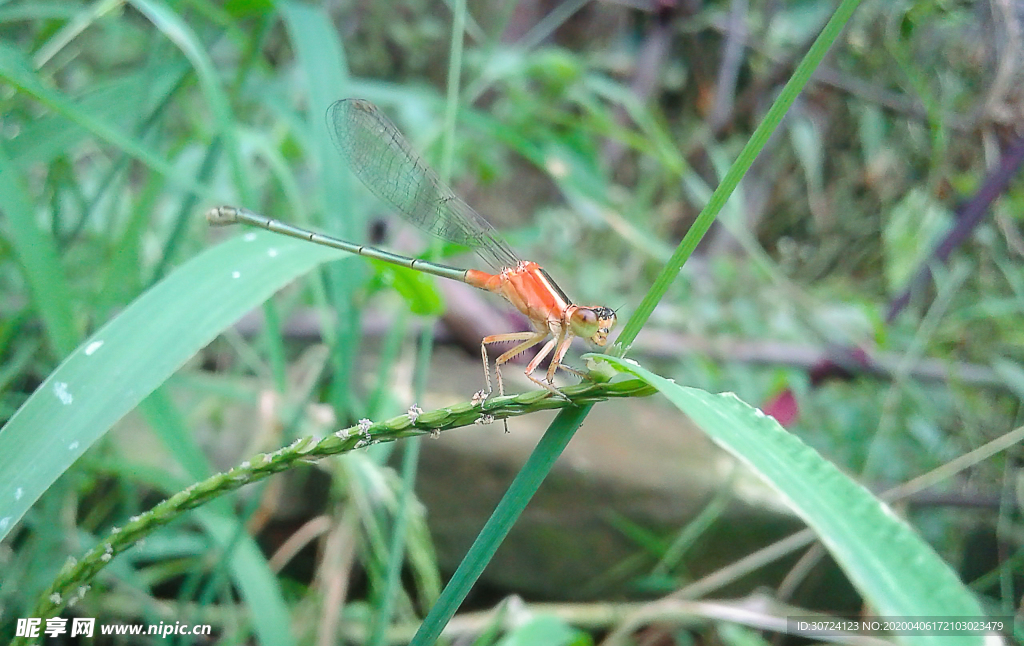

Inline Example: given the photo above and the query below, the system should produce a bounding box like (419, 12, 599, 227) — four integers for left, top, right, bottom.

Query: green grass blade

(409, 404, 594, 646)
(0, 146, 78, 356)
(5, 62, 187, 169)
(365, 437, 422, 646)
(0, 3, 80, 22)
(439, 0, 467, 183)
(595, 355, 986, 646)
(370, 8, 466, 639)
(0, 43, 203, 196)
(0, 231, 345, 544)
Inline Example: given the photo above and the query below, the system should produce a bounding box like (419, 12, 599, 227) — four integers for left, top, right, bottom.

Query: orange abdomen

(466, 262, 570, 326)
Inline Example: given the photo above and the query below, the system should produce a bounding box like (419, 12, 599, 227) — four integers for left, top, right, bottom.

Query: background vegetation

(1, 0, 1021, 644)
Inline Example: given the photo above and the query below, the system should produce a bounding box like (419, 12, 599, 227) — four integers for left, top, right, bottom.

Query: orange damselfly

(208, 98, 617, 410)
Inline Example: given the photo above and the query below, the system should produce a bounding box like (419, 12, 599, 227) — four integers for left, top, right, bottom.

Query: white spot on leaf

(54, 382, 73, 405)
(85, 340, 104, 356)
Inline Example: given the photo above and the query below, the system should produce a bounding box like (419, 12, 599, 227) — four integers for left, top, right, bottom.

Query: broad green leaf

(595, 355, 987, 646)
(1, 231, 344, 643)
(0, 230, 344, 544)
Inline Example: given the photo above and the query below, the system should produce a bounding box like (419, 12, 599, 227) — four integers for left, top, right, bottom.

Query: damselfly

(208, 99, 617, 410)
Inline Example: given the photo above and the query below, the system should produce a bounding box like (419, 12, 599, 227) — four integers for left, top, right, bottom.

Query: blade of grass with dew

(0, 231, 346, 545)
(0, 146, 77, 357)
(594, 354, 987, 646)
(411, 0, 864, 640)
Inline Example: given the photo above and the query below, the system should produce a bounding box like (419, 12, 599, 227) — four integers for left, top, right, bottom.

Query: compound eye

(579, 309, 597, 325)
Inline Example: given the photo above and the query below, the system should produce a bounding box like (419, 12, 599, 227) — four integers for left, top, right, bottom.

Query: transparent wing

(328, 99, 520, 272)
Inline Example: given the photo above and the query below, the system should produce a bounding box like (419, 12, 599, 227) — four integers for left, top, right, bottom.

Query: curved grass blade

(0, 230, 345, 544)
(278, 1, 359, 415)
(594, 355, 987, 646)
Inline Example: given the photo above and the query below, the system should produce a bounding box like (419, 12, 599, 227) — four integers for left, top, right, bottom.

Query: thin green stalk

(409, 404, 594, 646)
(131, 0, 253, 205)
(652, 471, 736, 576)
(0, 42, 206, 196)
(367, 310, 411, 417)
(367, 434, 423, 645)
(518, 0, 588, 51)
(73, 63, 191, 243)
(0, 144, 78, 357)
